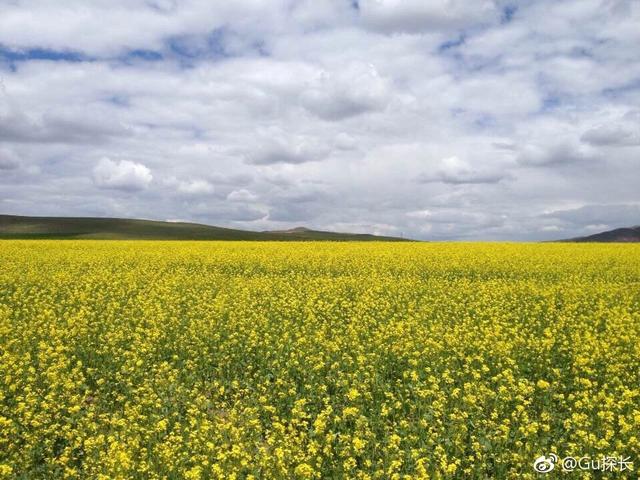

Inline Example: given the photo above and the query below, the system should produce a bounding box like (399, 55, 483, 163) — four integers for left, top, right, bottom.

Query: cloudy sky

(1, 0, 639, 240)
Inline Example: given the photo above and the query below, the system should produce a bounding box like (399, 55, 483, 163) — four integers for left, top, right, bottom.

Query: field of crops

(1, 241, 639, 479)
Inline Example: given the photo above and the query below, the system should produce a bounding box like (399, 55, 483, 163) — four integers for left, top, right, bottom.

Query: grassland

(1, 241, 639, 479)
(0, 215, 406, 241)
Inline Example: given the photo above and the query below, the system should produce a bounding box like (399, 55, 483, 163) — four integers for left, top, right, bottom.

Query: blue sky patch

(124, 49, 163, 62)
(501, 5, 517, 24)
(438, 35, 466, 53)
(0, 46, 89, 64)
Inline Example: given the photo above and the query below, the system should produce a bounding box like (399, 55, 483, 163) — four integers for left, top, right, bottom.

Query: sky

(0, 0, 639, 240)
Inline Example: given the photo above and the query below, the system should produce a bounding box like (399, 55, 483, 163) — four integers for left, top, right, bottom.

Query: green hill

(0, 215, 408, 241)
(557, 226, 640, 243)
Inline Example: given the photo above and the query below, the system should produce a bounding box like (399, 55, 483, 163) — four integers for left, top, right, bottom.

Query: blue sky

(0, 0, 639, 240)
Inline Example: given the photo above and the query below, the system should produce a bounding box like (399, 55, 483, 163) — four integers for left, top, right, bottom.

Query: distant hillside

(0, 215, 408, 241)
(559, 226, 640, 242)
(264, 226, 406, 241)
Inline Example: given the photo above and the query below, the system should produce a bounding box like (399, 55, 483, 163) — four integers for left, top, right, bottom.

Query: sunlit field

(1, 241, 639, 479)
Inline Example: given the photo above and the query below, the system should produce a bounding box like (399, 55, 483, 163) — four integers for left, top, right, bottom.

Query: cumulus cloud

(227, 189, 257, 202)
(0, 149, 20, 170)
(542, 204, 640, 227)
(299, 63, 391, 120)
(180, 180, 215, 195)
(0, 1, 281, 57)
(516, 141, 595, 167)
(246, 128, 331, 165)
(165, 177, 215, 195)
(334, 132, 357, 150)
(2, 0, 640, 239)
(189, 201, 267, 222)
(581, 123, 640, 146)
(418, 156, 507, 184)
(0, 106, 130, 144)
(92, 157, 153, 192)
(359, 0, 499, 34)
(405, 208, 507, 239)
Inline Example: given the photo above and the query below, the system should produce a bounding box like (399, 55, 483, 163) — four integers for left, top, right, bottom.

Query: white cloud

(92, 157, 152, 191)
(516, 141, 594, 167)
(299, 63, 392, 120)
(0, 1, 283, 57)
(542, 204, 640, 227)
(1, 0, 640, 239)
(246, 128, 331, 165)
(173, 179, 215, 195)
(0, 148, 20, 170)
(227, 189, 257, 202)
(406, 209, 431, 219)
(359, 0, 499, 34)
(581, 123, 640, 146)
(0, 100, 130, 144)
(334, 132, 357, 150)
(419, 156, 507, 184)
(584, 223, 610, 231)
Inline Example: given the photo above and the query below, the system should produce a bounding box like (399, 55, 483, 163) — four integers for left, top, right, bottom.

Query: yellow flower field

(1, 241, 639, 479)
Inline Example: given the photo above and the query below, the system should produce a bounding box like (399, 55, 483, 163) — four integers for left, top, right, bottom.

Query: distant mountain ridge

(0, 214, 408, 241)
(559, 225, 640, 242)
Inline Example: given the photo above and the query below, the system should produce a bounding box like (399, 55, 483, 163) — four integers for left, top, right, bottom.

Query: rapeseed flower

(0, 240, 638, 478)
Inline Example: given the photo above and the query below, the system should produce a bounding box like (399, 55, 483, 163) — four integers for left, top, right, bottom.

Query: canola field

(1, 241, 639, 479)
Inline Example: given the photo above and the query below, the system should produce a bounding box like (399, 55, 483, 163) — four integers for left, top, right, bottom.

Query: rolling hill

(559, 226, 640, 242)
(0, 214, 408, 241)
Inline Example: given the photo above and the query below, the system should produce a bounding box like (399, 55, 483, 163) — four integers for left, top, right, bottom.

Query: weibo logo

(533, 454, 558, 473)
